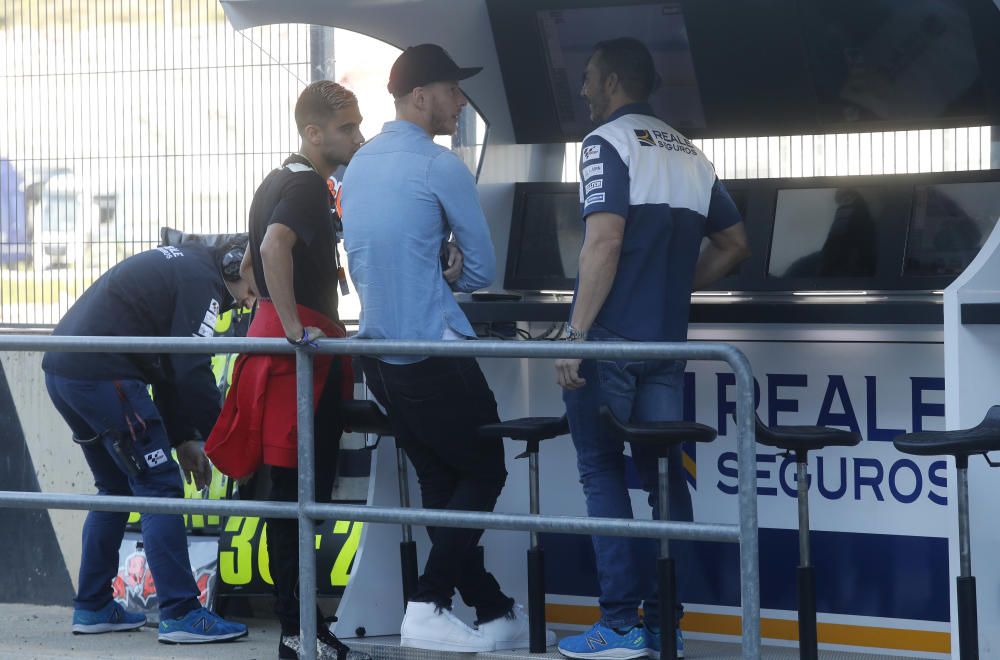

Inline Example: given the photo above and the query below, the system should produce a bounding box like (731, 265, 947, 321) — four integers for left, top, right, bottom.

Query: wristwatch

(564, 324, 587, 341)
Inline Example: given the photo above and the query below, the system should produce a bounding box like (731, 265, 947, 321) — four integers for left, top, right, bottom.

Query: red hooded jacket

(205, 300, 353, 477)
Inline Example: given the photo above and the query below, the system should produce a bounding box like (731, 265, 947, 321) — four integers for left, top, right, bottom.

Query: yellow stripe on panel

(545, 604, 950, 654)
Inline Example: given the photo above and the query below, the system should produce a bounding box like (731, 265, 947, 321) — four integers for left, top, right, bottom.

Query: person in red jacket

(235, 81, 365, 660)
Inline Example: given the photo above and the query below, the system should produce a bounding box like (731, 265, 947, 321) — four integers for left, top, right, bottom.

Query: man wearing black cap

(342, 44, 550, 653)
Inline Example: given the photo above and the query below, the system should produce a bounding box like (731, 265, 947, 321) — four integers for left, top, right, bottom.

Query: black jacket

(42, 244, 230, 445)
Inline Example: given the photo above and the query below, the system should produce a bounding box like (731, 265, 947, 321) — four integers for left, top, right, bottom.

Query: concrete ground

(0, 604, 925, 660)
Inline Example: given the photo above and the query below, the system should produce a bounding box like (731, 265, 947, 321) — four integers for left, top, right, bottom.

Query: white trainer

(478, 603, 557, 651)
(399, 601, 493, 653)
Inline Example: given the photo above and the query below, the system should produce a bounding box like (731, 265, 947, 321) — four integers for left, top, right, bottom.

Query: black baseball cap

(387, 44, 482, 97)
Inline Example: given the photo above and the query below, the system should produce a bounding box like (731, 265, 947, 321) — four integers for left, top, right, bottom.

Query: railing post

(733, 350, 761, 659)
(296, 348, 318, 660)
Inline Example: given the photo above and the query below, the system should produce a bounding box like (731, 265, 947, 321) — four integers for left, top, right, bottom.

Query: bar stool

(340, 400, 418, 608)
(893, 406, 1000, 660)
(600, 406, 717, 660)
(754, 416, 860, 660)
(479, 415, 569, 653)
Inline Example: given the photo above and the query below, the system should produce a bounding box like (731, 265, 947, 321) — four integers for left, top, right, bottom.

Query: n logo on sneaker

(586, 630, 607, 650)
(192, 616, 216, 633)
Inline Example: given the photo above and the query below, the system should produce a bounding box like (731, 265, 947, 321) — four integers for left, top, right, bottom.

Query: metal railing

(0, 335, 760, 659)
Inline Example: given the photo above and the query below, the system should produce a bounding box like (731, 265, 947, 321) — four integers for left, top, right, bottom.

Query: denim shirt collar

(605, 102, 656, 124)
(381, 119, 430, 138)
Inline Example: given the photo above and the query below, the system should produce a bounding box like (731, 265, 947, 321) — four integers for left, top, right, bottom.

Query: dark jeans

(45, 374, 201, 621)
(563, 325, 693, 629)
(361, 356, 514, 623)
(265, 365, 344, 636)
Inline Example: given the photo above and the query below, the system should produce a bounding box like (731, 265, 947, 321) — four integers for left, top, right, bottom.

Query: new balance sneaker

(71, 600, 146, 634)
(278, 625, 372, 660)
(644, 625, 684, 659)
(399, 601, 492, 653)
(478, 603, 558, 650)
(557, 621, 647, 659)
(157, 606, 248, 644)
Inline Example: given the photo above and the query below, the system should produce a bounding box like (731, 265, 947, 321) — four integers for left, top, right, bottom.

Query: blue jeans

(45, 374, 201, 621)
(563, 325, 692, 629)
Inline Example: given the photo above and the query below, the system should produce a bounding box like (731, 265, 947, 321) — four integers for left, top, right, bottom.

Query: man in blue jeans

(555, 38, 750, 660)
(42, 242, 255, 644)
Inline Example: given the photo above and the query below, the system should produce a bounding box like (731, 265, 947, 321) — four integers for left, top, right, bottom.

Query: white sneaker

(478, 603, 557, 651)
(400, 601, 492, 653)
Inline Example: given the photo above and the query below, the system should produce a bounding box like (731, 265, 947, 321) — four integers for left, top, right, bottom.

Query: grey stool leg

(658, 455, 678, 660)
(796, 452, 817, 660)
(956, 455, 979, 659)
(526, 441, 546, 652)
(396, 442, 418, 608)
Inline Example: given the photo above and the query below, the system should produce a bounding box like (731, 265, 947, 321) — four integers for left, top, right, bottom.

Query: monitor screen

(536, 3, 705, 138)
(504, 186, 584, 292)
(904, 181, 1000, 276)
(768, 187, 891, 279)
(799, 0, 986, 125)
(488, 0, 1000, 143)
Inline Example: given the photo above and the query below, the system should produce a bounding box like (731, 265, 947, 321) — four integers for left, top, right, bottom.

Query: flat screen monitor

(536, 3, 704, 138)
(488, 0, 1000, 143)
(768, 187, 894, 280)
(904, 181, 1000, 277)
(504, 184, 584, 292)
(799, 0, 987, 125)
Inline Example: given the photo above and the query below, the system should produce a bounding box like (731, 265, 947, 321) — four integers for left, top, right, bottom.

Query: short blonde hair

(294, 81, 358, 135)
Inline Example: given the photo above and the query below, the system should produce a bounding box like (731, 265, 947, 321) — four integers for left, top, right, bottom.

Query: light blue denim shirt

(341, 120, 495, 364)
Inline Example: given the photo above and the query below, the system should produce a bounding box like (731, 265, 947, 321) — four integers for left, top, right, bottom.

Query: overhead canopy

(221, 0, 1000, 145)
(220, 0, 516, 143)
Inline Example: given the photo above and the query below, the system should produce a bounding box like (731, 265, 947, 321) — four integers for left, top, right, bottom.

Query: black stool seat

(600, 405, 716, 451)
(341, 400, 393, 436)
(755, 416, 861, 453)
(894, 406, 1000, 457)
(479, 416, 569, 442)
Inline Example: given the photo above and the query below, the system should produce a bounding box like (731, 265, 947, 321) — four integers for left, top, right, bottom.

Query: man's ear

(303, 123, 323, 145)
(410, 86, 427, 112)
(604, 71, 620, 96)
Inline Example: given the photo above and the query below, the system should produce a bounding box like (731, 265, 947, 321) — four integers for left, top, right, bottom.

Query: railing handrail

(0, 490, 741, 543)
(0, 334, 747, 362)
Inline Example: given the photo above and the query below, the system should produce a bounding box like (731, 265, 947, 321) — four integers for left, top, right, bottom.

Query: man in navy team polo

(555, 38, 750, 660)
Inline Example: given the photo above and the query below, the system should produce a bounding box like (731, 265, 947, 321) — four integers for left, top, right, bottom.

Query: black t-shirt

(248, 156, 340, 321)
(42, 244, 229, 445)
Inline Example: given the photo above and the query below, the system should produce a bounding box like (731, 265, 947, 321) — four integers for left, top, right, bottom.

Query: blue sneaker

(557, 621, 647, 659)
(72, 600, 146, 634)
(644, 626, 684, 659)
(158, 606, 248, 644)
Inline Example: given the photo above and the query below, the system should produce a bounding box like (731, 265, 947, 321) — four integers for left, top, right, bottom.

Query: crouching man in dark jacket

(42, 242, 255, 644)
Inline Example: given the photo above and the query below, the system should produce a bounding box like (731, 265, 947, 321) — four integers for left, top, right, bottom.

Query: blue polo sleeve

(578, 136, 629, 220)
(705, 177, 742, 235)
